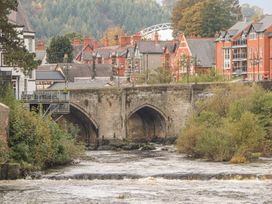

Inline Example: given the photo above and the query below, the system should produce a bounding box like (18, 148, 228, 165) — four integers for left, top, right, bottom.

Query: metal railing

(22, 91, 70, 103)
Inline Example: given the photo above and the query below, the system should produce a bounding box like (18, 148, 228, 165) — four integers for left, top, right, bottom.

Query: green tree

(148, 67, 173, 84)
(172, 0, 242, 37)
(241, 4, 264, 21)
(0, 0, 40, 74)
(46, 36, 73, 63)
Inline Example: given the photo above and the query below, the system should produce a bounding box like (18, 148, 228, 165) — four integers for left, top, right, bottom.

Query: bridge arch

(62, 103, 99, 146)
(140, 23, 173, 38)
(127, 104, 167, 142)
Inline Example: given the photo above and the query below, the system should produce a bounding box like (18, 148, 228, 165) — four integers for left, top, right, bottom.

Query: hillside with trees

(20, 0, 170, 39)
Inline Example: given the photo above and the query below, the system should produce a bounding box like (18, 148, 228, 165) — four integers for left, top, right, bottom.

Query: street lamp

(92, 53, 96, 80)
(63, 53, 69, 89)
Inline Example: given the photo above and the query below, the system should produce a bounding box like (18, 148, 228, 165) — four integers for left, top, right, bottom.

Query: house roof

(37, 64, 58, 71)
(59, 63, 113, 82)
(73, 45, 84, 59)
(187, 38, 215, 68)
(137, 41, 165, 54)
(8, 1, 34, 32)
(36, 71, 65, 81)
(253, 15, 272, 32)
(228, 21, 252, 37)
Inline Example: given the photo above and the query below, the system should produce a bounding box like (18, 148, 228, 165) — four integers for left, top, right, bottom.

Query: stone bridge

(61, 84, 216, 145)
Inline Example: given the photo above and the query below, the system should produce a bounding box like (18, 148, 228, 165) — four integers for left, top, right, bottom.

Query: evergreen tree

(20, 0, 170, 40)
(46, 36, 73, 63)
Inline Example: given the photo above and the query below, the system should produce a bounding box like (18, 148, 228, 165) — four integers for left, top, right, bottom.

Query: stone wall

(0, 103, 9, 144)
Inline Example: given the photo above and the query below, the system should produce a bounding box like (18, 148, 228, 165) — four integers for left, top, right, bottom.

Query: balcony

(232, 54, 247, 61)
(232, 40, 247, 48)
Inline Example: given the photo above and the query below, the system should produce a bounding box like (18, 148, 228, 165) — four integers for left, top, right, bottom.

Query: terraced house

(216, 15, 272, 81)
(0, 2, 36, 99)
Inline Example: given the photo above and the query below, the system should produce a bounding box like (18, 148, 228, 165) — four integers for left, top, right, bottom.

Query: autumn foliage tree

(172, 0, 242, 37)
(100, 26, 125, 46)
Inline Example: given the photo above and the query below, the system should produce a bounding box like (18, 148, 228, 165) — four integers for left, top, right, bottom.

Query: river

(0, 145, 272, 204)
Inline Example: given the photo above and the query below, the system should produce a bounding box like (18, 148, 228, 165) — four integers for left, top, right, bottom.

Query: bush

(177, 84, 271, 163)
(0, 88, 84, 170)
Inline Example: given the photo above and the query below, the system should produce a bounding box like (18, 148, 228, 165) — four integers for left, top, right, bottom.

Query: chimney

(93, 41, 99, 49)
(84, 36, 92, 48)
(114, 35, 119, 46)
(155, 32, 159, 45)
(132, 33, 142, 45)
(104, 36, 109, 47)
(120, 35, 131, 47)
(73, 38, 81, 46)
(36, 40, 45, 51)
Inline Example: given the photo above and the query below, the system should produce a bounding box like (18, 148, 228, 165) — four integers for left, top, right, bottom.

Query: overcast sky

(240, 0, 272, 14)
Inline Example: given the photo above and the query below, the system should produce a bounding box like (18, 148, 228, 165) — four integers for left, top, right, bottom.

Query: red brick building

(168, 33, 215, 81)
(216, 15, 272, 80)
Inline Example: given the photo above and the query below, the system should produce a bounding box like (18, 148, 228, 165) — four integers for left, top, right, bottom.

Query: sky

(240, 0, 272, 14)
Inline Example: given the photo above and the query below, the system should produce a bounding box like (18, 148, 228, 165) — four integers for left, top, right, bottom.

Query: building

(36, 64, 65, 90)
(216, 15, 272, 80)
(172, 33, 215, 80)
(0, 2, 36, 99)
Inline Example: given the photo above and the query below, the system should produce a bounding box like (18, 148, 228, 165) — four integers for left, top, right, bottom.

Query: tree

(65, 32, 84, 44)
(0, 0, 40, 74)
(172, 0, 202, 36)
(172, 0, 242, 37)
(100, 26, 125, 46)
(241, 4, 264, 21)
(46, 36, 73, 63)
(148, 67, 173, 84)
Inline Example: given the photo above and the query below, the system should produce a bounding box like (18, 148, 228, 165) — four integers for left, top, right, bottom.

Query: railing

(22, 91, 70, 103)
(233, 54, 247, 60)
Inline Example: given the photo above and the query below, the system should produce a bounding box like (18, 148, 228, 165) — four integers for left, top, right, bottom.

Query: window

(28, 39, 33, 52)
(259, 33, 264, 38)
(224, 49, 231, 69)
(259, 47, 263, 66)
(248, 48, 252, 67)
(249, 31, 257, 40)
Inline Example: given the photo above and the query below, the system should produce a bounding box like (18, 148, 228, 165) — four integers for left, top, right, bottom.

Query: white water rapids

(0, 146, 272, 203)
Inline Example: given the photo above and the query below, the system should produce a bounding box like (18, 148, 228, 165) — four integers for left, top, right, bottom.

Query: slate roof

(253, 15, 272, 32)
(137, 41, 164, 54)
(36, 71, 65, 81)
(187, 38, 215, 68)
(59, 63, 113, 82)
(227, 21, 252, 37)
(37, 64, 58, 71)
(94, 46, 119, 59)
(8, 1, 34, 32)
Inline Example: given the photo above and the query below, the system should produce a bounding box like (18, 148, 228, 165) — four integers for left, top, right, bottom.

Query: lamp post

(92, 53, 96, 80)
(63, 53, 69, 89)
(251, 55, 259, 81)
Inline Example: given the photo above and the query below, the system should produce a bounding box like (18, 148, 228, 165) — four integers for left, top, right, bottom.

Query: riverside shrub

(177, 84, 271, 163)
(0, 88, 83, 170)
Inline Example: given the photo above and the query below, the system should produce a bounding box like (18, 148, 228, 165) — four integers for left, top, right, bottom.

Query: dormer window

(249, 31, 257, 40)
(241, 32, 247, 40)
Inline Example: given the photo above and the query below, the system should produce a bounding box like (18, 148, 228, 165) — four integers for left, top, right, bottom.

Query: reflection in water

(0, 146, 272, 203)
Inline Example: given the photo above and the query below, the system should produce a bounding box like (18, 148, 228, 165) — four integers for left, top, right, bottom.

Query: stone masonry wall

(0, 103, 9, 144)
